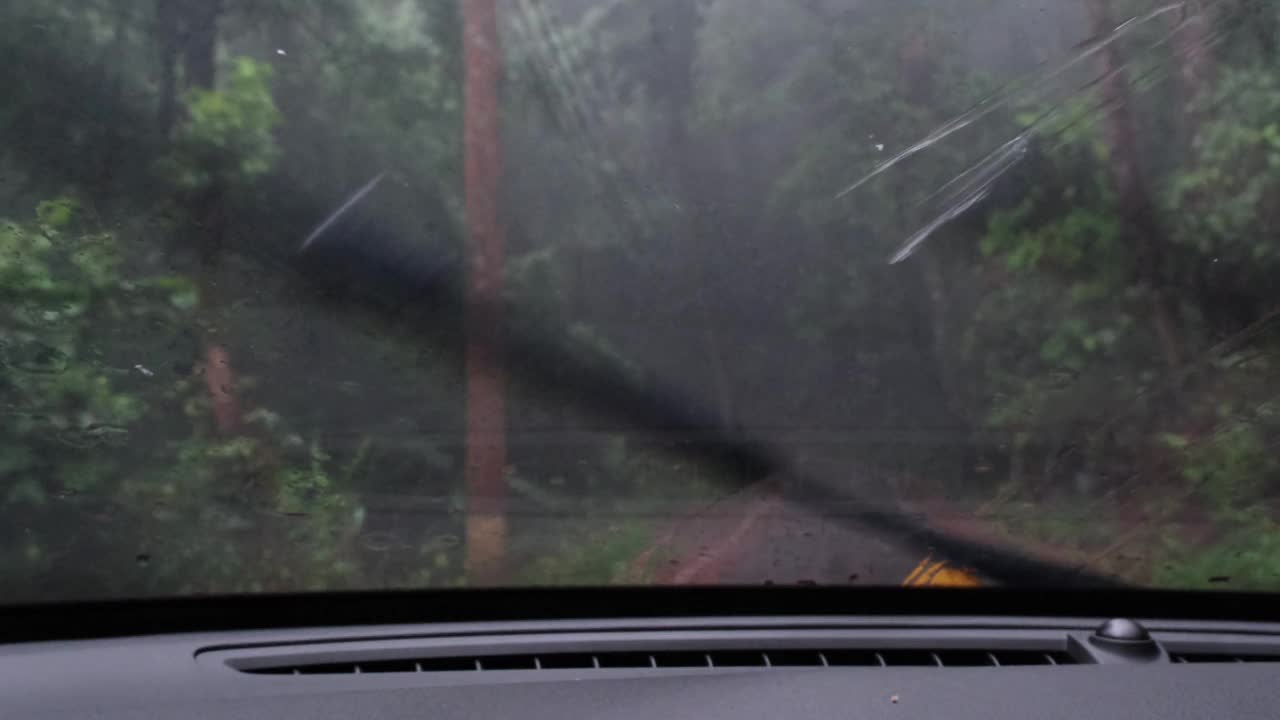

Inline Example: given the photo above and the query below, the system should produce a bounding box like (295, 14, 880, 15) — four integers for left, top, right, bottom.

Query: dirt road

(635, 485, 930, 586)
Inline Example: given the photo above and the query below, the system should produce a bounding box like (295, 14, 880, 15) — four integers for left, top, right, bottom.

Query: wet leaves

(53, 424, 131, 449)
(0, 340, 70, 374)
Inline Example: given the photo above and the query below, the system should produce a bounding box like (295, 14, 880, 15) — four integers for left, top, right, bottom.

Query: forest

(2, 0, 1280, 601)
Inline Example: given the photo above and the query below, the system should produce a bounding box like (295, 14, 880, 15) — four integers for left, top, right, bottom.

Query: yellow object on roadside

(902, 555, 982, 587)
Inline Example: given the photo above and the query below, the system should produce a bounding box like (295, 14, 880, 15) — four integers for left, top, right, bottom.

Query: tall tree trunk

(155, 0, 181, 135)
(462, 0, 507, 584)
(1171, 2, 1216, 107)
(1085, 0, 1184, 371)
(1168, 2, 1217, 160)
(182, 0, 242, 436)
(155, 0, 241, 435)
(897, 27, 973, 428)
(184, 0, 221, 90)
(918, 250, 970, 423)
(648, 0, 737, 430)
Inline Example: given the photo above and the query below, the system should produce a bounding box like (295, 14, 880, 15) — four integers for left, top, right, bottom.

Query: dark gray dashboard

(4, 615, 1280, 719)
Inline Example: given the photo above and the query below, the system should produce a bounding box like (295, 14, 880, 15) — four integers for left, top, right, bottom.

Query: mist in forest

(1, 0, 1278, 598)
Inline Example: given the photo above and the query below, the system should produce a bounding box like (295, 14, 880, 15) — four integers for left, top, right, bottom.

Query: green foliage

(1167, 66, 1280, 269)
(969, 129, 1147, 448)
(521, 521, 656, 585)
(1155, 522, 1280, 590)
(1166, 403, 1280, 518)
(0, 200, 374, 597)
(0, 203, 177, 455)
(964, 51, 1280, 586)
(0, 203, 190, 586)
(162, 58, 282, 191)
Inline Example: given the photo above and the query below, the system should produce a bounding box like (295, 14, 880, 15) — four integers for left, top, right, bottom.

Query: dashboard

(5, 609, 1280, 719)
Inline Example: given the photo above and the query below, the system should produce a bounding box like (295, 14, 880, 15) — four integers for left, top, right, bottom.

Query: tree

(462, 0, 507, 583)
(1084, 0, 1183, 371)
(155, 0, 248, 435)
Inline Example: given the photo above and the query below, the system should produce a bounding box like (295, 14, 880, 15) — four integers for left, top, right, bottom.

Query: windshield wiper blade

(300, 175, 1122, 590)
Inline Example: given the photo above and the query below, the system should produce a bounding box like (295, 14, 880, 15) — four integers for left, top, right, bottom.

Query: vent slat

(1170, 653, 1280, 664)
(239, 648, 1078, 675)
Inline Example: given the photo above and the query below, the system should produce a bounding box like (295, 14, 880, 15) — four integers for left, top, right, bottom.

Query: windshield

(1, 0, 1277, 602)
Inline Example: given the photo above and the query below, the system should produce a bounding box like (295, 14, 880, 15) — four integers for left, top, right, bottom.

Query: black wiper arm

(300, 175, 1122, 590)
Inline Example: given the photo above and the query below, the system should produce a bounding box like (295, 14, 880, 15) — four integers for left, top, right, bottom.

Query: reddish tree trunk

(203, 345, 242, 435)
(156, 0, 242, 436)
(463, 0, 507, 584)
(183, 0, 241, 436)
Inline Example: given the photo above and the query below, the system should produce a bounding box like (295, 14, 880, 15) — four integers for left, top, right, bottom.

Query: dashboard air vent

(242, 648, 1076, 675)
(1170, 653, 1280, 664)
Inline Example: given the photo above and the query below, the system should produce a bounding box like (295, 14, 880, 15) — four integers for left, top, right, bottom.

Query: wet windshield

(1, 0, 1278, 601)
